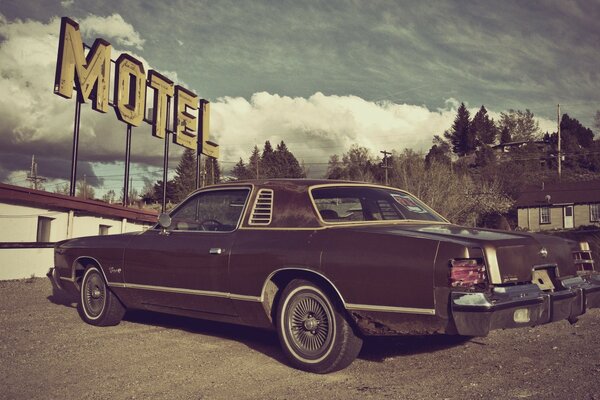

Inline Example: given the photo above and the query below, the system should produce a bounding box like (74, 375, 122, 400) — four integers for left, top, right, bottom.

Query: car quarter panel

(318, 226, 439, 310)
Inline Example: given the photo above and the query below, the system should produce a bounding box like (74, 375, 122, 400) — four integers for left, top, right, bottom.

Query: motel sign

(53, 17, 218, 207)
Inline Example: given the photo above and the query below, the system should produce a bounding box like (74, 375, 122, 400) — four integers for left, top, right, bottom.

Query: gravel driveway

(1, 278, 599, 400)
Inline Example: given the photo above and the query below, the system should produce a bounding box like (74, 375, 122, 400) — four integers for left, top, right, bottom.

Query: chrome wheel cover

(83, 270, 106, 318)
(285, 291, 334, 360)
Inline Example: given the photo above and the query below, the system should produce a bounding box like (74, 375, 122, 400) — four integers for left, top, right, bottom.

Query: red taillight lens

(450, 258, 487, 288)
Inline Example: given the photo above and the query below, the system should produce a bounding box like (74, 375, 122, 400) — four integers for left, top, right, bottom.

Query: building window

(540, 207, 550, 224)
(37, 217, 53, 242)
(591, 204, 600, 222)
(99, 224, 111, 235)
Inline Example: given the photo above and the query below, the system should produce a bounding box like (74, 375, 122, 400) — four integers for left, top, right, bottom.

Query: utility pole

(380, 150, 391, 186)
(26, 155, 46, 190)
(557, 104, 562, 180)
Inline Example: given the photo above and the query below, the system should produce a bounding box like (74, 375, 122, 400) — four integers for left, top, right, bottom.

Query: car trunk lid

(341, 223, 578, 285)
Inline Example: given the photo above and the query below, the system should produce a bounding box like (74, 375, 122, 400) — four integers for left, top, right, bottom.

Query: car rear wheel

(276, 279, 363, 373)
(79, 266, 125, 326)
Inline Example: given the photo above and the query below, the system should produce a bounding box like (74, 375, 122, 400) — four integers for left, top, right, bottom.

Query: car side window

(312, 187, 444, 222)
(169, 189, 249, 232)
(314, 197, 366, 222)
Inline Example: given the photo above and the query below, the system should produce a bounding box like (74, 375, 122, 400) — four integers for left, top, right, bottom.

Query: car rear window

(311, 186, 445, 223)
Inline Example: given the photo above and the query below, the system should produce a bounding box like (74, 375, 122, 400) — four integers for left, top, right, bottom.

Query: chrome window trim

(248, 188, 274, 226)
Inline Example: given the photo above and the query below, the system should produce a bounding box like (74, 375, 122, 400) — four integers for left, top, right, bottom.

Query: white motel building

(0, 182, 157, 280)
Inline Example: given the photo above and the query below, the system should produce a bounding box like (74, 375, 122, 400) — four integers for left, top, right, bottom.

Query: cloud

(211, 92, 557, 176)
(212, 92, 456, 172)
(79, 14, 145, 50)
(60, 0, 74, 8)
(0, 12, 560, 188)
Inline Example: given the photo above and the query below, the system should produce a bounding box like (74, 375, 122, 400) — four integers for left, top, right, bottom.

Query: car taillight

(450, 258, 487, 289)
(573, 242, 595, 272)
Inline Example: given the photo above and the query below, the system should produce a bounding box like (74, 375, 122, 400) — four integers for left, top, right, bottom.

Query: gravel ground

(1, 278, 599, 400)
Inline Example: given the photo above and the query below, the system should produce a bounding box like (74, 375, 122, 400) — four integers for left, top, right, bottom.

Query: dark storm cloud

(0, 151, 102, 186)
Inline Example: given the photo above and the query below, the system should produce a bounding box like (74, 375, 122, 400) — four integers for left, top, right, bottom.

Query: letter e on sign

(173, 86, 198, 150)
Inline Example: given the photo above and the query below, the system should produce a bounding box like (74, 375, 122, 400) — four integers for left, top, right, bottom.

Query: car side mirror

(157, 213, 171, 235)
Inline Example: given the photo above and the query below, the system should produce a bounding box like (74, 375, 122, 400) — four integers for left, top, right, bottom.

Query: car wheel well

(264, 269, 346, 325)
(73, 257, 100, 287)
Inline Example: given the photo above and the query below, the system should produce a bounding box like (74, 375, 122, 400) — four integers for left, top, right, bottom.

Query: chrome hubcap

(83, 271, 105, 317)
(303, 316, 319, 331)
(287, 291, 333, 358)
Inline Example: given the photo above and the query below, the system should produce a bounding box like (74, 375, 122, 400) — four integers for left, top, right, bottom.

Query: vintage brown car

(49, 179, 600, 373)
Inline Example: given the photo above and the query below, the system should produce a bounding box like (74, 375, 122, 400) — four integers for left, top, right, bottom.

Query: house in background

(516, 180, 600, 231)
(0, 183, 158, 280)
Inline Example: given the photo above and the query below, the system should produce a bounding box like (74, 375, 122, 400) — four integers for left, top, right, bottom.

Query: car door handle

(209, 248, 224, 255)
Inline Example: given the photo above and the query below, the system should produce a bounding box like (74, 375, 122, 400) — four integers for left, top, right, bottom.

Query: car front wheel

(276, 279, 363, 373)
(79, 266, 125, 326)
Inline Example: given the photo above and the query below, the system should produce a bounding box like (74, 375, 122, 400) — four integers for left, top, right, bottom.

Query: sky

(0, 0, 599, 196)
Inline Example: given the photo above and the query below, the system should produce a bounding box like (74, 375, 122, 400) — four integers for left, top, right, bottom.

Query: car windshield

(311, 186, 445, 223)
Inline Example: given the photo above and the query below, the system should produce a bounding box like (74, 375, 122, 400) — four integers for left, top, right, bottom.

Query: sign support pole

(161, 97, 171, 213)
(123, 124, 132, 206)
(69, 99, 82, 197)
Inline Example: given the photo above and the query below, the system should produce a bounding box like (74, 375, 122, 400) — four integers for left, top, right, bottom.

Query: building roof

(0, 183, 158, 223)
(516, 180, 600, 207)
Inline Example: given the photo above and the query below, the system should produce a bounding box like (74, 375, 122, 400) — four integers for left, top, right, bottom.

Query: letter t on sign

(148, 70, 174, 139)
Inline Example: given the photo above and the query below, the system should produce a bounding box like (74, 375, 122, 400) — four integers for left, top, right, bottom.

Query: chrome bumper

(47, 267, 64, 292)
(47, 267, 78, 301)
(451, 274, 600, 336)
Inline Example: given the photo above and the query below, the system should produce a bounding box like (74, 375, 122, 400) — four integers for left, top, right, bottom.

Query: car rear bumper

(451, 274, 600, 336)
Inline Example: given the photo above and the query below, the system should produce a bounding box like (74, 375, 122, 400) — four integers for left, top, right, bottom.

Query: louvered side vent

(249, 189, 274, 225)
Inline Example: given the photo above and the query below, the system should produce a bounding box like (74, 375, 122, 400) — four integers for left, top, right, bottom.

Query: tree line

(323, 104, 600, 228)
(68, 104, 599, 227)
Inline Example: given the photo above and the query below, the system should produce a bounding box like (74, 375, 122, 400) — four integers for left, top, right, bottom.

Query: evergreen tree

(499, 126, 511, 143)
(203, 157, 221, 185)
(172, 148, 197, 202)
(248, 145, 261, 179)
(232, 158, 251, 180)
(261, 141, 276, 178)
(153, 180, 177, 204)
(272, 141, 304, 178)
(560, 114, 594, 148)
(444, 103, 474, 156)
(470, 105, 497, 146)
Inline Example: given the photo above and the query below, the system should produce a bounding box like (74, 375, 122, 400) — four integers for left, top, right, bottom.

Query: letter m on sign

(54, 17, 112, 113)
